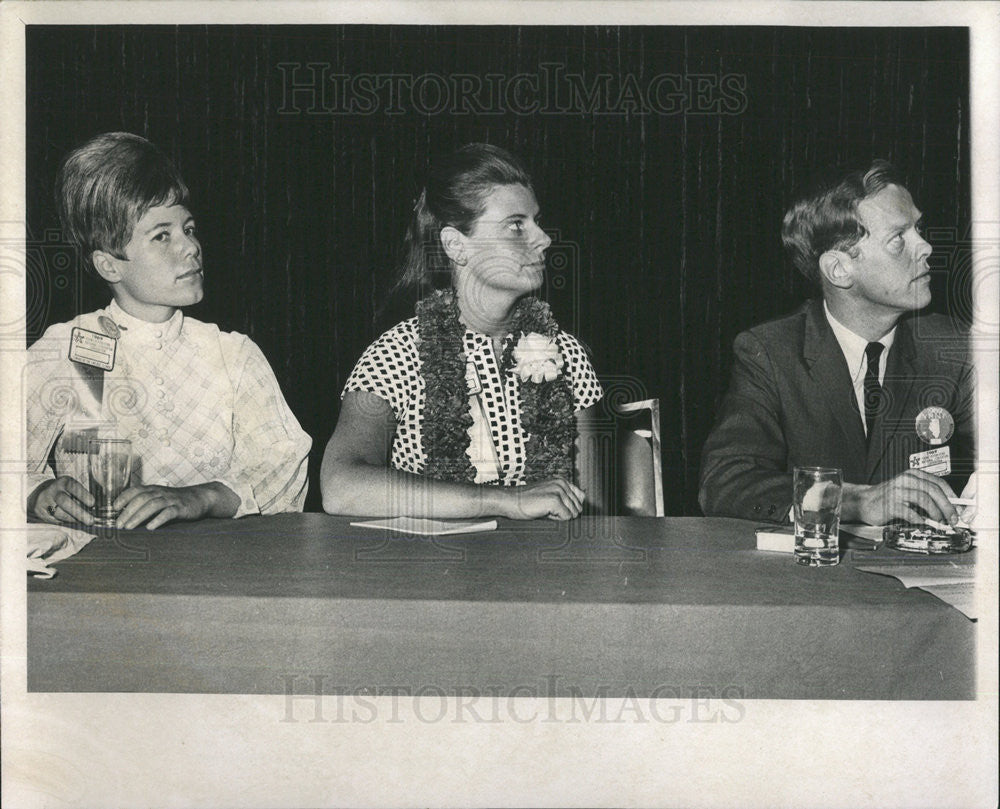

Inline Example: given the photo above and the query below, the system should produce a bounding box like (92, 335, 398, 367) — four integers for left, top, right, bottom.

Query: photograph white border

(2, 2, 997, 807)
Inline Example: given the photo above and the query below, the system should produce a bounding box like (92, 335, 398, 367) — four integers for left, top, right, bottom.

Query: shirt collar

(463, 327, 514, 348)
(106, 299, 184, 343)
(824, 301, 896, 383)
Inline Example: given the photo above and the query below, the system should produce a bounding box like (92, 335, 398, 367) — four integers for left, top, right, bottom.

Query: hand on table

(843, 469, 959, 526)
(29, 476, 95, 526)
(501, 477, 585, 521)
(115, 482, 239, 530)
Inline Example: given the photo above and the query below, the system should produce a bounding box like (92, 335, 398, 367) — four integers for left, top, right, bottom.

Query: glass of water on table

(793, 466, 843, 567)
(88, 438, 133, 527)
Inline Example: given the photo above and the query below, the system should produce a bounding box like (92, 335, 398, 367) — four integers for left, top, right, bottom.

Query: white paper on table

(350, 517, 498, 536)
(854, 563, 976, 619)
(921, 584, 976, 620)
(862, 563, 975, 589)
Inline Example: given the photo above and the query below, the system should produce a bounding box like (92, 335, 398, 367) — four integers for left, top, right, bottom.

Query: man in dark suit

(699, 160, 974, 525)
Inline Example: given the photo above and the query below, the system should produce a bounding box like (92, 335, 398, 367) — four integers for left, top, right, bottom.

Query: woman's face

(454, 183, 552, 297)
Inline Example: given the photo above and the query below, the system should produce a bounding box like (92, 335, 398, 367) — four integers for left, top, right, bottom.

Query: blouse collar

(106, 299, 184, 343)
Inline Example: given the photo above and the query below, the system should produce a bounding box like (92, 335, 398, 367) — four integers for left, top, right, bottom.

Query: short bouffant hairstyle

(781, 159, 904, 284)
(56, 132, 189, 270)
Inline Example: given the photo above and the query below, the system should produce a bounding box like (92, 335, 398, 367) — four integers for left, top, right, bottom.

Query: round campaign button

(98, 315, 121, 339)
(915, 406, 954, 445)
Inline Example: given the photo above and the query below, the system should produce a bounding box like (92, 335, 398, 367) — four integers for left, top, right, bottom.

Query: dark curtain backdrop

(25, 25, 971, 515)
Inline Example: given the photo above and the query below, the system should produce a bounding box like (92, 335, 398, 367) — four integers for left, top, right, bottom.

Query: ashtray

(883, 525, 975, 554)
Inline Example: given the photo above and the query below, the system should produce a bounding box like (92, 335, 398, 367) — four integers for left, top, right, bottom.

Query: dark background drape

(25, 25, 971, 515)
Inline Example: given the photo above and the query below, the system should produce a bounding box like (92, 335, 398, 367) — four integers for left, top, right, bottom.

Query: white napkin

(26, 524, 97, 578)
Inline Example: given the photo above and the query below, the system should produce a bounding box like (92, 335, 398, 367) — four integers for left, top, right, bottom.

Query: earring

(455, 255, 468, 267)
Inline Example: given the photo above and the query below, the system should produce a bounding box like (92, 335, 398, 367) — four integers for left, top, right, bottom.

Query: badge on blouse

(98, 315, 122, 339)
(68, 326, 116, 371)
(915, 406, 954, 446)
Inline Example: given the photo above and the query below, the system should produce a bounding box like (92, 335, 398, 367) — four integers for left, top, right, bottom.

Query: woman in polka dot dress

(321, 144, 604, 520)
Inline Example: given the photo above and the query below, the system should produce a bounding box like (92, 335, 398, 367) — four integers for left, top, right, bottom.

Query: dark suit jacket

(699, 299, 975, 521)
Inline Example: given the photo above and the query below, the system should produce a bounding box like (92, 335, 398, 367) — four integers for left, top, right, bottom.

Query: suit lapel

(802, 301, 868, 475)
(866, 318, 919, 480)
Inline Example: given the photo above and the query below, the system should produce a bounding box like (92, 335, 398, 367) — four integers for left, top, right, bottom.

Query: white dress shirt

(823, 301, 896, 436)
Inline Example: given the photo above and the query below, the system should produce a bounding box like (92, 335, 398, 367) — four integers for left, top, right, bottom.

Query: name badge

(910, 446, 951, 476)
(68, 327, 116, 371)
(465, 361, 483, 396)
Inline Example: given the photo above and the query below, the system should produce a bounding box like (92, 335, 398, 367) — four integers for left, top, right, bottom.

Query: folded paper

(350, 517, 498, 536)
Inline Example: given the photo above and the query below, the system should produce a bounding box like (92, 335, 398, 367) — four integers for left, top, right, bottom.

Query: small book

(350, 517, 498, 536)
(755, 525, 795, 553)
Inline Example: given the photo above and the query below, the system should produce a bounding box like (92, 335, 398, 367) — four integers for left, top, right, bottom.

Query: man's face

(843, 184, 932, 315)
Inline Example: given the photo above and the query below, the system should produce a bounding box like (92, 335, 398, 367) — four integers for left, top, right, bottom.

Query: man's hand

(29, 476, 95, 525)
(843, 470, 959, 526)
(500, 477, 585, 520)
(115, 482, 240, 530)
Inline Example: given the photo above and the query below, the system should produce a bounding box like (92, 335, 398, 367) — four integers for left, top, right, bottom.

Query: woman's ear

(91, 250, 122, 283)
(818, 250, 853, 290)
(440, 226, 468, 266)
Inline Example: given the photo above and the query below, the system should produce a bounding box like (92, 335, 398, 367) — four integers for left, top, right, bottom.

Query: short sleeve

(341, 320, 420, 419)
(556, 331, 603, 412)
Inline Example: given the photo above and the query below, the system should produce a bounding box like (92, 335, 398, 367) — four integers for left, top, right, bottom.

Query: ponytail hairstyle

(395, 143, 534, 295)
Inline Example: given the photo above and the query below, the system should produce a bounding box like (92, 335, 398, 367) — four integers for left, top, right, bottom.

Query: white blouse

(26, 300, 312, 517)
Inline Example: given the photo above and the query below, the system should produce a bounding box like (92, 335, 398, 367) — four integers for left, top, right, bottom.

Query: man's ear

(818, 250, 853, 290)
(440, 226, 468, 266)
(91, 250, 122, 284)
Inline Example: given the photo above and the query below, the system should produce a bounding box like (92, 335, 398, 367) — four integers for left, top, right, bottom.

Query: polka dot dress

(343, 317, 603, 486)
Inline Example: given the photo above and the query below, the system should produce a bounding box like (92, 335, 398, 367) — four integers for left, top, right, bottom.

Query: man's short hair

(56, 132, 189, 270)
(781, 159, 904, 284)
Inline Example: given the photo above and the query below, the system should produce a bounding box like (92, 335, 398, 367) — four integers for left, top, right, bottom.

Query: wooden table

(27, 515, 976, 699)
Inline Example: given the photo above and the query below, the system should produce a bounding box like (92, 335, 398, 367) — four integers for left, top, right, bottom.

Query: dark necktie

(863, 342, 884, 439)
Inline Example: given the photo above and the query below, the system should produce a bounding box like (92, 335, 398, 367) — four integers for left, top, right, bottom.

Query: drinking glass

(793, 466, 843, 567)
(88, 438, 133, 527)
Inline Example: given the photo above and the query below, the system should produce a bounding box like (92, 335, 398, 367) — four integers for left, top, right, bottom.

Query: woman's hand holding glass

(113, 482, 240, 530)
(30, 477, 240, 530)
(29, 476, 95, 525)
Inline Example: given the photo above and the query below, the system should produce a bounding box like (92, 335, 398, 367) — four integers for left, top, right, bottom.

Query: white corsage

(512, 332, 565, 383)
